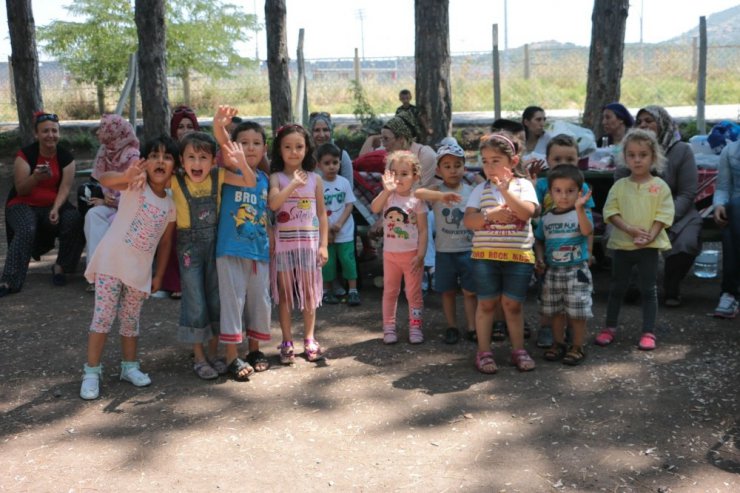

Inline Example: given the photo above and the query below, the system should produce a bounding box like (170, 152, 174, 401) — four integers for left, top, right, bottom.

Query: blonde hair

(478, 131, 527, 178)
(385, 150, 421, 177)
(622, 128, 666, 174)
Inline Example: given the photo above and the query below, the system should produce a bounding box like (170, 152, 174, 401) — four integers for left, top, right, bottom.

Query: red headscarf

(170, 105, 200, 140)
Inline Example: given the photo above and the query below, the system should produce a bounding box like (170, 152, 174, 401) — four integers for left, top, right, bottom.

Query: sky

(0, 0, 738, 61)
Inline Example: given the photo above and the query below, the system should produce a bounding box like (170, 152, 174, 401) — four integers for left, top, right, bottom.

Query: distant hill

(665, 4, 740, 45)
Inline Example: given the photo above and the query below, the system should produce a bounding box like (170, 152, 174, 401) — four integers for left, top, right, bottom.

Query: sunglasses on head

(36, 113, 59, 124)
(310, 112, 331, 119)
(173, 107, 195, 115)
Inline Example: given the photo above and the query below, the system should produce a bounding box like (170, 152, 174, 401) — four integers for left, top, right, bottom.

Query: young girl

(595, 129, 674, 350)
(464, 133, 539, 374)
(213, 107, 273, 374)
(80, 135, 178, 400)
(268, 124, 329, 364)
(370, 150, 428, 344)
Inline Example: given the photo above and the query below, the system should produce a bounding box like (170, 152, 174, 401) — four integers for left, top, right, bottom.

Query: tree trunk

(582, 0, 629, 136)
(182, 67, 191, 106)
(414, 0, 452, 145)
(96, 83, 105, 115)
(5, 0, 43, 146)
(135, 0, 169, 142)
(265, 0, 292, 134)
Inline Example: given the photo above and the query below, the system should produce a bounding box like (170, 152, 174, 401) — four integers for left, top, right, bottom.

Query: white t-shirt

(85, 184, 176, 293)
(323, 174, 356, 244)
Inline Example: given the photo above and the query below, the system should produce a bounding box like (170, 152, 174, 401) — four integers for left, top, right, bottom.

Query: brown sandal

(562, 345, 586, 366)
(544, 342, 567, 361)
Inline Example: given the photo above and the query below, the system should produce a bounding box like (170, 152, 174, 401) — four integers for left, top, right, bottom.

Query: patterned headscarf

(384, 110, 419, 144)
(170, 105, 200, 140)
(637, 105, 681, 151)
(92, 114, 140, 180)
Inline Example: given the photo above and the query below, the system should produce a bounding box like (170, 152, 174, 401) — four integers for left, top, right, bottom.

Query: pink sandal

(638, 332, 656, 351)
(510, 349, 536, 372)
(304, 338, 326, 362)
(475, 351, 498, 374)
(278, 340, 295, 365)
(594, 327, 616, 346)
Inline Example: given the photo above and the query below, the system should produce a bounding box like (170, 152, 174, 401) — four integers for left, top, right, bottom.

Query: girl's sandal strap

(475, 351, 498, 374)
(510, 349, 536, 372)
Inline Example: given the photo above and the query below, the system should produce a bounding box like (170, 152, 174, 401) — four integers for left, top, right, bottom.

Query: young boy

(534, 165, 594, 366)
(533, 134, 596, 348)
(213, 107, 274, 375)
(172, 131, 256, 381)
(317, 143, 360, 306)
(415, 141, 477, 344)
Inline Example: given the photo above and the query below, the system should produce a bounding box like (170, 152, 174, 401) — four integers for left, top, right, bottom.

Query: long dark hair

(270, 124, 315, 173)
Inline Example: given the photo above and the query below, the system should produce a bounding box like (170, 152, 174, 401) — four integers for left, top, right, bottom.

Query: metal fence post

(691, 37, 698, 82)
(492, 24, 501, 120)
(295, 28, 307, 125)
(696, 16, 707, 135)
(524, 43, 530, 80)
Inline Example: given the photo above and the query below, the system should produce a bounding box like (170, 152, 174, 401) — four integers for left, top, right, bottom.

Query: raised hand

(290, 169, 308, 187)
(440, 191, 462, 205)
(526, 158, 546, 180)
(381, 170, 397, 192)
(126, 158, 148, 191)
(214, 105, 238, 128)
(575, 189, 592, 209)
(222, 140, 247, 170)
(491, 168, 513, 190)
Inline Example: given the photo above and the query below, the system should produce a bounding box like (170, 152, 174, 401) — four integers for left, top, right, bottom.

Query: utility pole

(356, 9, 366, 60)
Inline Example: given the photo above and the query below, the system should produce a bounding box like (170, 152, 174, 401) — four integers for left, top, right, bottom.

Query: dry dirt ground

(1, 167, 739, 493)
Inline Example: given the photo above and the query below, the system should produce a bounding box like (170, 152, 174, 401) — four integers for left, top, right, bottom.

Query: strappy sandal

(510, 349, 536, 372)
(304, 338, 326, 362)
(562, 345, 586, 366)
(245, 351, 270, 372)
(475, 351, 498, 374)
(492, 321, 506, 342)
(226, 357, 253, 381)
(543, 342, 567, 361)
(193, 360, 219, 380)
(207, 357, 228, 375)
(278, 341, 295, 365)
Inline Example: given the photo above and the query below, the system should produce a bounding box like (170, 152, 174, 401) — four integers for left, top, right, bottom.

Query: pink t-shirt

(382, 192, 427, 253)
(85, 184, 176, 293)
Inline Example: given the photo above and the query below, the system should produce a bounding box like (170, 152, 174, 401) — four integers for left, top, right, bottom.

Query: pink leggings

(89, 273, 148, 337)
(382, 250, 423, 329)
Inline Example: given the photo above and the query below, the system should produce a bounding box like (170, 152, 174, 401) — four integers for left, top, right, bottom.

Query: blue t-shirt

(535, 177, 595, 214)
(535, 208, 592, 266)
(216, 170, 270, 262)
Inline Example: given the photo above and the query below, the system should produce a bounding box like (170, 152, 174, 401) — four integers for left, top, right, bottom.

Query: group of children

(371, 123, 674, 375)
(79, 105, 676, 400)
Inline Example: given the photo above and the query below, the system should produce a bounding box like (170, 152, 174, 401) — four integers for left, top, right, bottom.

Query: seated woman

(83, 114, 140, 291)
(713, 140, 740, 318)
(521, 106, 551, 170)
(309, 112, 354, 187)
(0, 112, 85, 297)
(615, 105, 702, 306)
(601, 102, 633, 147)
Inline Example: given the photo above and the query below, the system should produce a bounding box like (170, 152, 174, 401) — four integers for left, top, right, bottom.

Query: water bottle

(601, 136, 609, 148)
(694, 249, 719, 278)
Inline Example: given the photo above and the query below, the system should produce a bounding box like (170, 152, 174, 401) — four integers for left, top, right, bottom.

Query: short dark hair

(316, 142, 341, 161)
(491, 118, 524, 134)
(547, 163, 584, 190)
(546, 133, 579, 157)
(180, 131, 217, 157)
(231, 120, 266, 145)
(142, 134, 181, 168)
(399, 89, 412, 97)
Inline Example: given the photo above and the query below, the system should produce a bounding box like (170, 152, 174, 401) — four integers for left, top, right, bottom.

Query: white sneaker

(714, 293, 739, 319)
(120, 362, 151, 387)
(80, 365, 101, 400)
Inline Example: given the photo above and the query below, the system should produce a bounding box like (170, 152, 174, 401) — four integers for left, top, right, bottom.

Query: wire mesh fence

(0, 40, 737, 123)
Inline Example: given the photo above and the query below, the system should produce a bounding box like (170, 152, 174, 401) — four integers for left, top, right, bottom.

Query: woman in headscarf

(381, 110, 437, 188)
(601, 102, 634, 147)
(309, 112, 354, 187)
(615, 105, 701, 306)
(83, 114, 140, 288)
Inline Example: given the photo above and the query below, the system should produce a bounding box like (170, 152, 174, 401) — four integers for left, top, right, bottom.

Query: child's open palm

(491, 168, 513, 190)
(215, 105, 237, 128)
(439, 191, 462, 205)
(575, 189, 592, 209)
(127, 158, 148, 191)
(381, 170, 397, 192)
(222, 141, 247, 171)
(290, 169, 308, 187)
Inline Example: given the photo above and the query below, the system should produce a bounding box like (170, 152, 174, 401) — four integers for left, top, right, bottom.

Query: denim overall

(175, 169, 221, 344)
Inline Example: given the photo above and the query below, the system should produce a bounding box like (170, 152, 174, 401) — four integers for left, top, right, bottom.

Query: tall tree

(167, 3, 257, 105)
(38, 0, 137, 114)
(265, 0, 292, 133)
(5, 0, 44, 146)
(582, 0, 630, 136)
(414, 0, 452, 145)
(135, 0, 169, 142)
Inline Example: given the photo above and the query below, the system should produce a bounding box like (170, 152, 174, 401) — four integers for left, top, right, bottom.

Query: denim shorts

(434, 251, 475, 293)
(472, 258, 533, 302)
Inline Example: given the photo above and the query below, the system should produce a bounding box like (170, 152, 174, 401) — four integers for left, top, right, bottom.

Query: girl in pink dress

(268, 124, 329, 365)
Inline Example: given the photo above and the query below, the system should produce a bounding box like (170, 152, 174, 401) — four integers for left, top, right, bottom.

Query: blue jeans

(720, 196, 740, 296)
(176, 230, 220, 344)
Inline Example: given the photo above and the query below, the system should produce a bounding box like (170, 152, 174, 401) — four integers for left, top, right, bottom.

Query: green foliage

(38, 0, 136, 88)
(349, 80, 384, 134)
(166, 3, 258, 80)
(37, 0, 258, 96)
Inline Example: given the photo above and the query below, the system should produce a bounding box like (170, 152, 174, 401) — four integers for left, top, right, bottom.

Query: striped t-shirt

(466, 178, 539, 263)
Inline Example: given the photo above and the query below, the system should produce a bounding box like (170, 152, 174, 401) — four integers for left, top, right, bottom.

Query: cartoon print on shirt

(385, 206, 412, 240)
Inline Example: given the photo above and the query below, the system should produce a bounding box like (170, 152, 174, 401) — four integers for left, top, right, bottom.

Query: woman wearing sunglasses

(0, 111, 85, 297)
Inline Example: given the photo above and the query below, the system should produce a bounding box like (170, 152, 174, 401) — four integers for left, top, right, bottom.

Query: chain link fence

(0, 40, 738, 123)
